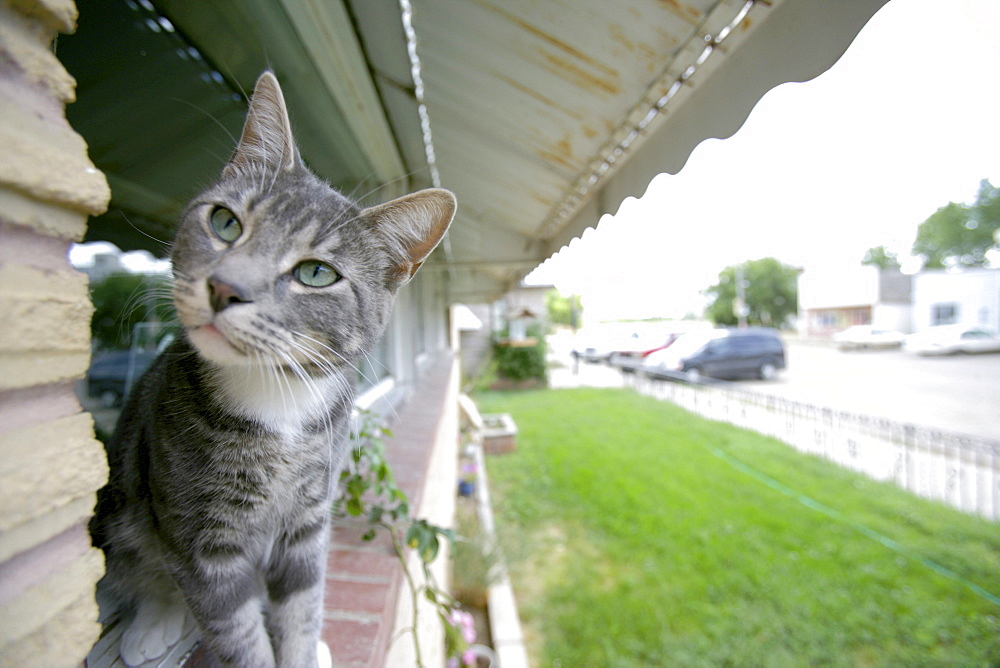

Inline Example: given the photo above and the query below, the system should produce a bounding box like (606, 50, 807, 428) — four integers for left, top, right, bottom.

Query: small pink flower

(462, 648, 477, 665)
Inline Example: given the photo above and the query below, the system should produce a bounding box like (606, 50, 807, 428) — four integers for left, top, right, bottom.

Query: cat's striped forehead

(209, 166, 364, 247)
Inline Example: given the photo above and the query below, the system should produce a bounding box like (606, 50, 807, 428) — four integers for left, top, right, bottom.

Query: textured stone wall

(0, 0, 111, 664)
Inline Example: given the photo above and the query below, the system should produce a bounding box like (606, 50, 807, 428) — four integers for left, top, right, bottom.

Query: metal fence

(627, 373, 1000, 521)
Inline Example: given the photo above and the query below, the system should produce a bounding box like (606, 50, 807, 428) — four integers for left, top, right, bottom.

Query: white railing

(627, 373, 1000, 521)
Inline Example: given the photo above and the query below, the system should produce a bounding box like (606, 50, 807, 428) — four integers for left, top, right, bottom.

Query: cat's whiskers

(245, 163, 266, 198)
(117, 210, 172, 250)
(356, 347, 386, 387)
(267, 163, 282, 196)
(346, 167, 427, 208)
(290, 339, 355, 400)
(267, 357, 294, 418)
(242, 111, 284, 196)
(251, 341, 298, 414)
(169, 97, 239, 147)
(280, 352, 338, 450)
(275, 351, 345, 502)
(290, 331, 377, 388)
(256, 350, 290, 418)
(356, 346, 403, 424)
(278, 351, 325, 415)
(249, 331, 349, 438)
(284, 342, 349, 412)
(317, 211, 366, 240)
(289, 333, 402, 428)
(272, 356, 296, 419)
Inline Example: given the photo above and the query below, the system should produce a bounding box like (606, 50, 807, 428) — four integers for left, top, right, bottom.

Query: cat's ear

(364, 188, 456, 283)
(225, 71, 299, 175)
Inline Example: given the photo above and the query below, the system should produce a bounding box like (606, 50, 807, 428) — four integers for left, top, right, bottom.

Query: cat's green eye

(294, 260, 340, 287)
(210, 206, 242, 243)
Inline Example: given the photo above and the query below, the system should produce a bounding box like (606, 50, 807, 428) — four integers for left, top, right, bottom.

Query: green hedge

(493, 338, 546, 382)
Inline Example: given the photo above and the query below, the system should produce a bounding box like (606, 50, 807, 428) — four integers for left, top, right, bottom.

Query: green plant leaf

(347, 477, 367, 498)
(406, 524, 421, 549)
(421, 535, 440, 563)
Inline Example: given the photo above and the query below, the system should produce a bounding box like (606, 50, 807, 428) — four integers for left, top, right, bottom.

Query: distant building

(82, 252, 125, 283)
(455, 303, 490, 381)
(798, 266, 912, 338)
(456, 284, 553, 381)
(501, 284, 552, 331)
(799, 265, 1000, 338)
(912, 268, 1000, 332)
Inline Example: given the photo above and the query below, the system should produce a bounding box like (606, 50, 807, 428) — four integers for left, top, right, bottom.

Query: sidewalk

(547, 358, 625, 389)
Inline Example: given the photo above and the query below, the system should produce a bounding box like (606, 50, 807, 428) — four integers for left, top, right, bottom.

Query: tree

(912, 179, 1000, 268)
(545, 289, 582, 329)
(862, 245, 900, 269)
(704, 258, 799, 328)
(90, 272, 175, 350)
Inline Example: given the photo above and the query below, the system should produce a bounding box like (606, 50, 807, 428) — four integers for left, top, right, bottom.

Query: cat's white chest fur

(213, 365, 339, 438)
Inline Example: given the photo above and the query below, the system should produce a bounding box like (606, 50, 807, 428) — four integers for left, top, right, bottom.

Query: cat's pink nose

(207, 276, 251, 312)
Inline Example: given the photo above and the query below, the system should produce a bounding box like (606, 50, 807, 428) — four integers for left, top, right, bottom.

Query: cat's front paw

(120, 597, 188, 666)
(317, 640, 332, 668)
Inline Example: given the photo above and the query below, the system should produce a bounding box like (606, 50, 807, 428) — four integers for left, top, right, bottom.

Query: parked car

(832, 325, 905, 351)
(643, 327, 786, 381)
(608, 333, 680, 372)
(903, 325, 1000, 356)
(571, 326, 620, 363)
(572, 324, 677, 366)
(86, 349, 158, 407)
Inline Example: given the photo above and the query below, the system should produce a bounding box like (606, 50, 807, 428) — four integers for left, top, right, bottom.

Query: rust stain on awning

(535, 49, 621, 97)
(475, 0, 621, 95)
(658, 0, 703, 24)
(536, 134, 578, 172)
(493, 72, 585, 120)
(476, 1, 617, 75)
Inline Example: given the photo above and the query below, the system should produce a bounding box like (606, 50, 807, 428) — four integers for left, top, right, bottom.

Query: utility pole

(734, 263, 748, 328)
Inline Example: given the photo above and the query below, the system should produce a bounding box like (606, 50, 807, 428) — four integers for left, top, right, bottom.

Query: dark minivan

(643, 327, 785, 381)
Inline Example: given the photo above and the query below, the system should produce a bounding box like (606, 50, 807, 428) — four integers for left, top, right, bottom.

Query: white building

(798, 266, 912, 338)
(799, 265, 1000, 338)
(912, 268, 1000, 332)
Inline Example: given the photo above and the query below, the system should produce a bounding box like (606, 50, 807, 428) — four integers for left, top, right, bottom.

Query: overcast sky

(528, 0, 1000, 323)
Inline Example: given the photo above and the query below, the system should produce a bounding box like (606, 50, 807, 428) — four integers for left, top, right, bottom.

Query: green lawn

(476, 388, 999, 666)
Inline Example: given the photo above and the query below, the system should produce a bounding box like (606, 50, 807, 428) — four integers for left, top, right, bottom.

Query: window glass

(931, 303, 958, 325)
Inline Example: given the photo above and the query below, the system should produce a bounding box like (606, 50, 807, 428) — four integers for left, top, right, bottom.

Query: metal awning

(60, 0, 888, 302)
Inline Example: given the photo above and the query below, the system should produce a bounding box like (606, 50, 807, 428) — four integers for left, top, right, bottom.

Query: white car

(832, 325, 905, 351)
(642, 330, 729, 380)
(903, 325, 1000, 356)
(571, 326, 625, 363)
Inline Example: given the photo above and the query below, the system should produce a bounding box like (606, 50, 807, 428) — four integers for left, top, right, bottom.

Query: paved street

(548, 333, 1000, 443)
(742, 343, 1000, 442)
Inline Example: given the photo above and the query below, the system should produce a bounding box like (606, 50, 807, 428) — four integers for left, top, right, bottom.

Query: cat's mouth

(198, 323, 225, 338)
(188, 322, 250, 363)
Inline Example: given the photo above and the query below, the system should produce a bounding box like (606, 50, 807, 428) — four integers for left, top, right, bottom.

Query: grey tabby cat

(90, 71, 455, 667)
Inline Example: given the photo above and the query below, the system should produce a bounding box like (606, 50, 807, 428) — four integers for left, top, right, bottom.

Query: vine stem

(384, 520, 426, 668)
(341, 412, 464, 666)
